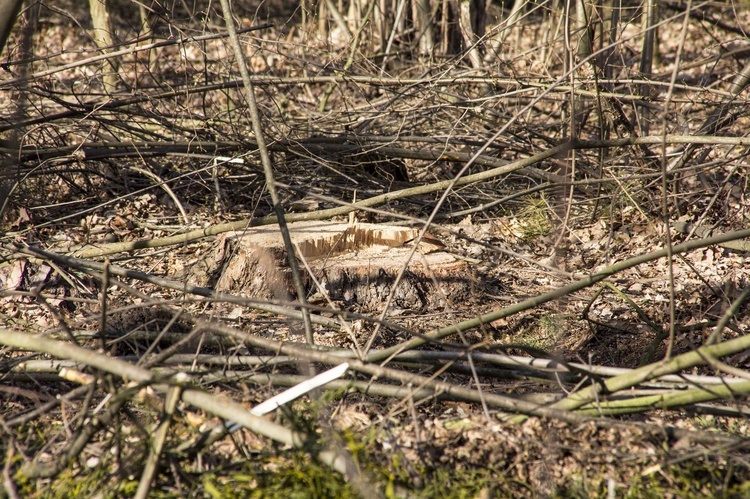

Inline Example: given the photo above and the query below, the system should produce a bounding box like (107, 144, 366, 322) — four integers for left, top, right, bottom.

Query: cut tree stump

(193, 221, 472, 311)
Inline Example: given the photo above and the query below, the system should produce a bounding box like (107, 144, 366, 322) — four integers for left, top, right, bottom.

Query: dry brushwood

(3, 0, 750, 495)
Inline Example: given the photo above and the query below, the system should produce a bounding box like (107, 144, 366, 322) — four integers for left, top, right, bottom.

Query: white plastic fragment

(213, 156, 244, 166)
(226, 363, 350, 433)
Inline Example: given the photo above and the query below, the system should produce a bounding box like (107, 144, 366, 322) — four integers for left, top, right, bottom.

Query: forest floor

(2, 0, 750, 496)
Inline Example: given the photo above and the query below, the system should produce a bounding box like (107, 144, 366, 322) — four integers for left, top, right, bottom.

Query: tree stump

(192, 221, 472, 312)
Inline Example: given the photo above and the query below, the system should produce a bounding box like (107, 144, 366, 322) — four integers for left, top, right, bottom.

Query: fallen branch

(0, 327, 363, 484)
(366, 226, 750, 363)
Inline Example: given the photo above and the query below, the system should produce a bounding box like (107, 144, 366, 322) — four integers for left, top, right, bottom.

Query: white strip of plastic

(226, 362, 350, 433)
